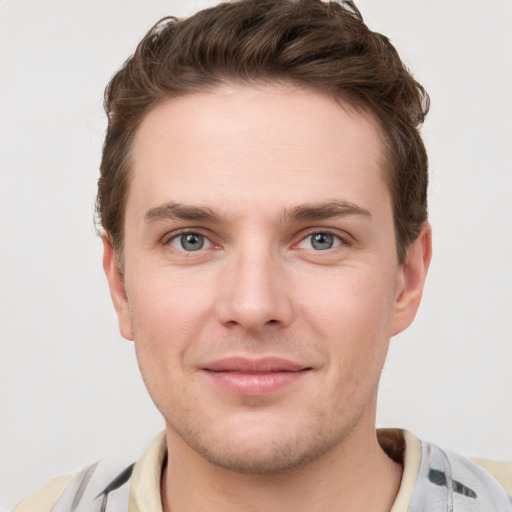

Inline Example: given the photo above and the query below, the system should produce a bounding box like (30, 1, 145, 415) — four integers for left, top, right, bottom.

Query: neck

(161, 414, 402, 512)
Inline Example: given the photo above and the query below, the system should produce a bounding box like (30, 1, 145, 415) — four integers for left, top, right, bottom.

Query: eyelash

(162, 229, 214, 251)
(161, 228, 349, 253)
(296, 229, 348, 251)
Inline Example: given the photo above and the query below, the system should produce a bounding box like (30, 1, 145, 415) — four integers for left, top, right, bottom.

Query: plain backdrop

(1, 0, 511, 509)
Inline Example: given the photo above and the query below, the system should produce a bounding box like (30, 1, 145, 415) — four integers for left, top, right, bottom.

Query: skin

(103, 84, 431, 512)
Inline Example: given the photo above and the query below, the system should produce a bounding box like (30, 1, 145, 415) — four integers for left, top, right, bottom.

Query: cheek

(298, 265, 397, 337)
(295, 265, 397, 386)
(127, 272, 209, 409)
(125, 267, 215, 359)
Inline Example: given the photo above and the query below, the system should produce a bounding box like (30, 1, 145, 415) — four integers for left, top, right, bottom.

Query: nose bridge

(216, 236, 292, 330)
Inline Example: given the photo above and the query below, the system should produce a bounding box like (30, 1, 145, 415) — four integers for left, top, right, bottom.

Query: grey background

(1, 0, 511, 509)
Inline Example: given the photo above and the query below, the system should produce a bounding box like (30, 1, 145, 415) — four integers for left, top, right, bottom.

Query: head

(100, 0, 431, 474)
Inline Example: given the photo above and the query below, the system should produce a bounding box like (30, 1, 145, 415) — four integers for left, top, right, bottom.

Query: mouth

(202, 357, 313, 396)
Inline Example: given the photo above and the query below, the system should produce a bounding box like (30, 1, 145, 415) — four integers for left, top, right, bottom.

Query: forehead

(127, 84, 389, 219)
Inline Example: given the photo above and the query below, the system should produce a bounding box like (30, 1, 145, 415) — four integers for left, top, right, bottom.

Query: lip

(202, 357, 312, 396)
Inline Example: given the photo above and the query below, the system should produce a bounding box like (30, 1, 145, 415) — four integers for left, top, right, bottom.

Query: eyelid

(161, 228, 217, 250)
(294, 228, 351, 248)
(159, 227, 352, 252)
(162, 227, 205, 243)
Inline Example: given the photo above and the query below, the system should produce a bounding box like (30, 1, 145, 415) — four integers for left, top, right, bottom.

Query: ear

(102, 234, 134, 341)
(391, 223, 432, 336)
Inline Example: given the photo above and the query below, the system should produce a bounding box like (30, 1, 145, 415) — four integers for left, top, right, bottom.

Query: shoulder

(12, 473, 76, 512)
(11, 460, 134, 512)
(9, 432, 167, 512)
(414, 437, 512, 510)
(472, 457, 512, 499)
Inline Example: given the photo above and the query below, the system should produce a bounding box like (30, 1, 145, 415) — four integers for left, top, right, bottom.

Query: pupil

(182, 233, 204, 251)
(312, 233, 333, 250)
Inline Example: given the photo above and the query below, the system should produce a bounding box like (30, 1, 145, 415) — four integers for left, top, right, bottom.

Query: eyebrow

(144, 199, 371, 225)
(144, 202, 221, 223)
(283, 200, 371, 222)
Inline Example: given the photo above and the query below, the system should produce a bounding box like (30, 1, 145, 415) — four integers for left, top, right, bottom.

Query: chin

(168, 410, 352, 475)
(195, 434, 336, 474)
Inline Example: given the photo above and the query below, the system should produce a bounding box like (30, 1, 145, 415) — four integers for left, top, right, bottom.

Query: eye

(297, 232, 343, 251)
(168, 232, 212, 252)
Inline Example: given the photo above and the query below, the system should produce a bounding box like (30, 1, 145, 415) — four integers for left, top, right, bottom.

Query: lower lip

(203, 370, 309, 396)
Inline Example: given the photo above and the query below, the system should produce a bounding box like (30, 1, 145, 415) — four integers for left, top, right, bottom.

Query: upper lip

(203, 357, 310, 373)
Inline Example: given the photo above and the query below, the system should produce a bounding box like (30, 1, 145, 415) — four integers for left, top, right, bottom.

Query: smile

(202, 357, 312, 396)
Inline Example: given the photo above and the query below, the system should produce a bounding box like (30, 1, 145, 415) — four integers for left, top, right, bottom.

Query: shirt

(13, 429, 512, 512)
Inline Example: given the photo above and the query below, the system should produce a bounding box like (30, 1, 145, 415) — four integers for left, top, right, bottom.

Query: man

(13, 1, 511, 511)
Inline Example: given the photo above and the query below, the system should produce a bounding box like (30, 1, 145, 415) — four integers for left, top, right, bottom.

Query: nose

(215, 244, 294, 332)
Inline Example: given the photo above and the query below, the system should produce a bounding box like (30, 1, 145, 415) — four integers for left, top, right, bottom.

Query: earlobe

(102, 234, 134, 341)
(391, 223, 432, 336)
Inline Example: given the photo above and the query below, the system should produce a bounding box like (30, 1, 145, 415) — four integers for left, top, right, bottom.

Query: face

(104, 84, 430, 473)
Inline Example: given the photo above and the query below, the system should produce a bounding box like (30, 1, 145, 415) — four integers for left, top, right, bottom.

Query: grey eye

(311, 233, 334, 251)
(310, 233, 335, 250)
(173, 233, 205, 251)
(296, 232, 343, 251)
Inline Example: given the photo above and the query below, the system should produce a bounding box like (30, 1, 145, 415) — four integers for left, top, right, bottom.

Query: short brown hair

(97, 0, 429, 265)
